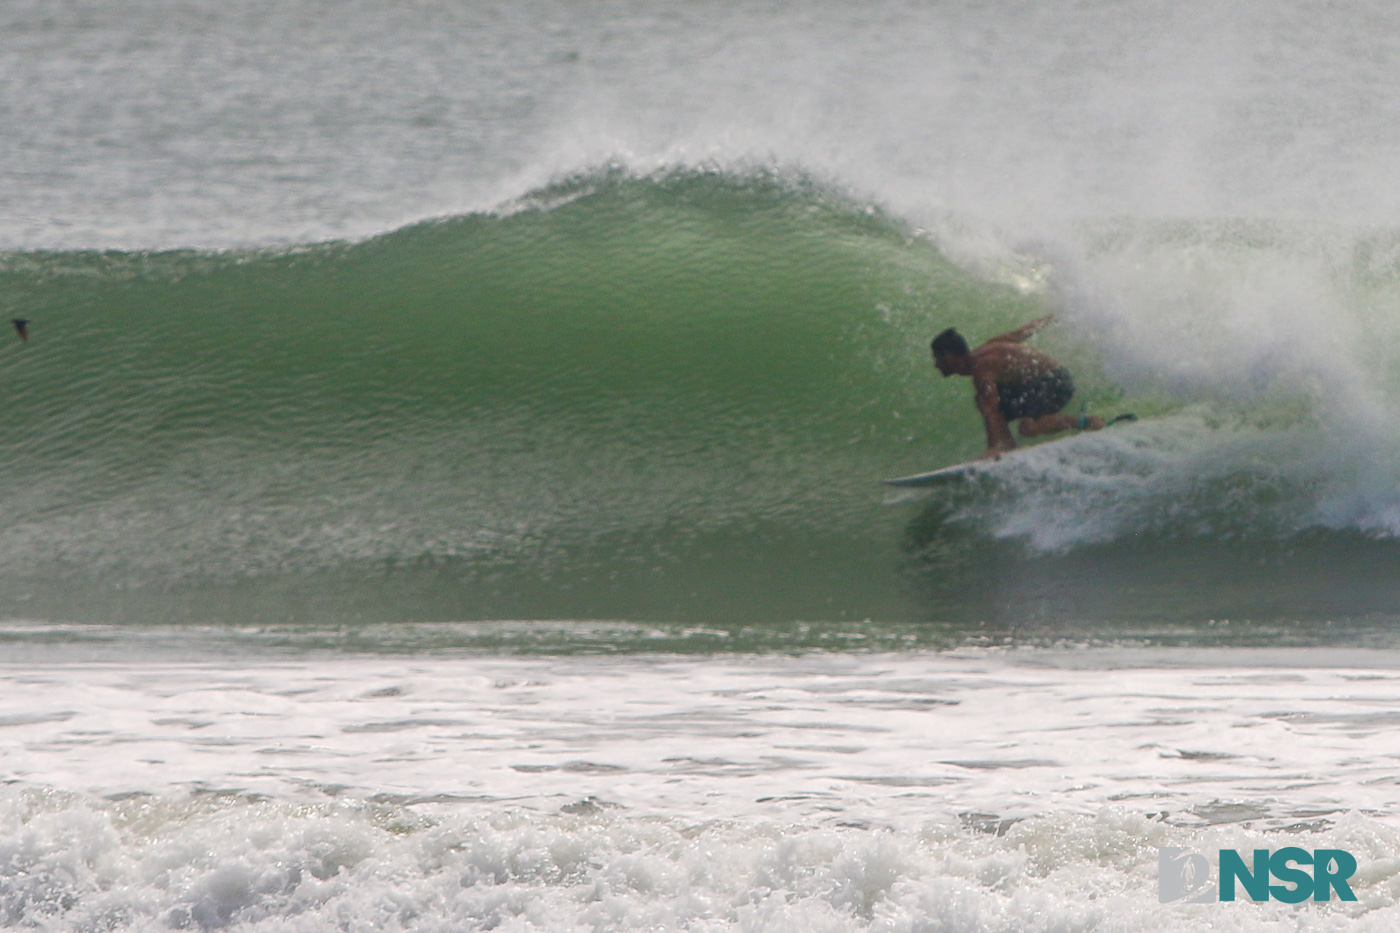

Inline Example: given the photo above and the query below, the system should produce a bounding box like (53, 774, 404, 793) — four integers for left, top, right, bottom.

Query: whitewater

(6, 0, 1400, 929)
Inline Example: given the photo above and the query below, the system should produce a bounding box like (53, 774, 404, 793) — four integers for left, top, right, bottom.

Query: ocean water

(5, 0, 1400, 929)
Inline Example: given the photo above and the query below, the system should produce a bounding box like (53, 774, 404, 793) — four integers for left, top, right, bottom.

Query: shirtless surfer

(931, 314, 1132, 460)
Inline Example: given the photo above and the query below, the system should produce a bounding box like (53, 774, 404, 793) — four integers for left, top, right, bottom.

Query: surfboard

(883, 451, 1026, 487)
(882, 415, 1137, 488)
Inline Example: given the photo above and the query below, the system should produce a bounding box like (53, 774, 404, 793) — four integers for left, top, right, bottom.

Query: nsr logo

(1159, 848, 1358, 904)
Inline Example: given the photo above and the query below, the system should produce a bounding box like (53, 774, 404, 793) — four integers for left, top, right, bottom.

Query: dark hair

(930, 327, 970, 357)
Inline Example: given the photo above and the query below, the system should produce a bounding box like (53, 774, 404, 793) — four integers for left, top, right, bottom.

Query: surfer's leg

(1018, 414, 1104, 436)
(1008, 368, 1084, 437)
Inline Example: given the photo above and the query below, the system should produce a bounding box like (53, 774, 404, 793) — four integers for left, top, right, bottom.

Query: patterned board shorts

(997, 367, 1074, 420)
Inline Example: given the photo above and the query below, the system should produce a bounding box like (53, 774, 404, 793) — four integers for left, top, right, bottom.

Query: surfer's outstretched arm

(984, 314, 1055, 345)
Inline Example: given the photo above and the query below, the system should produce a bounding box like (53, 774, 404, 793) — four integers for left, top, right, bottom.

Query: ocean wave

(0, 168, 1397, 630)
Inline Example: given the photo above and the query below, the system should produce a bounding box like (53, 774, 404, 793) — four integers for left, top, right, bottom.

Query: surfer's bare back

(931, 314, 1130, 460)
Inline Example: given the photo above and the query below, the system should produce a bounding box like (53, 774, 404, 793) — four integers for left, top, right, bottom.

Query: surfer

(931, 314, 1130, 460)
(11, 318, 28, 342)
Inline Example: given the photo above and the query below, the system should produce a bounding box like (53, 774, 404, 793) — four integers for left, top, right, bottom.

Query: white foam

(6, 649, 1400, 929)
(10, 797, 1400, 932)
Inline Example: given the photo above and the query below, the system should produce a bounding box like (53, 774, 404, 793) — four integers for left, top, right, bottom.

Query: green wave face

(3, 169, 1400, 637)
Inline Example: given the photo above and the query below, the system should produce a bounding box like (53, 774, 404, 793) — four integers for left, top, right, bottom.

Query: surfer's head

(931, 328, 971, 376)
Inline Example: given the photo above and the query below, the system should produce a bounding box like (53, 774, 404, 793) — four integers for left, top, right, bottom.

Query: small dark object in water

(11, 319, 28, 342)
